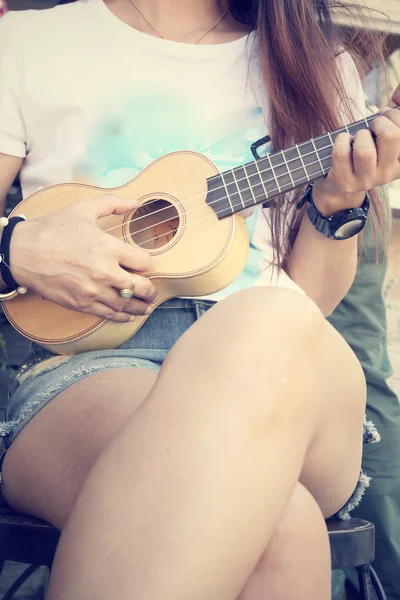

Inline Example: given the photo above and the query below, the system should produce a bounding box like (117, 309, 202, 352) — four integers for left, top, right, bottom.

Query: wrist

(296, 184, 370, 241)
(0, 216, 29, 292)
(8, 219, 30, 287)
(311, 187, 366, 217)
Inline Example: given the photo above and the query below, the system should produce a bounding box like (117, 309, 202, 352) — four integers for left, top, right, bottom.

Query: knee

(200, 287, 326, 371)
(222, 286, 321, 321)
(208, 288, 364, 395)
(211, 287, 324, 343)
(169, 288, 329, 427)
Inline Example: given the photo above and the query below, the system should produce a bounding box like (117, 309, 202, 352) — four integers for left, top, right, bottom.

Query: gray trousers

(328, 199, 400, 599)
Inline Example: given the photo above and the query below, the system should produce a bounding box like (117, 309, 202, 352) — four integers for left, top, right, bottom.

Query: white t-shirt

(0, 0, 367, 300)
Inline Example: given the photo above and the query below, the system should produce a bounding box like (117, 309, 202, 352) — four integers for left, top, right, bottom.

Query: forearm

(287, 211, 358, 317)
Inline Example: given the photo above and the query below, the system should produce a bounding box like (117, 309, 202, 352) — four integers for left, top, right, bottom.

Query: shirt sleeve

(336, 50, 368, 123)
(0, 12, 26, 157)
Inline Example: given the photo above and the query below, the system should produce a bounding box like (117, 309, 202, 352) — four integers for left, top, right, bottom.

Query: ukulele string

(122, 169, 322, 250)
(115, 156, 328, 245)
(102, 138, 336, 235)
(102, 116, 373, 237)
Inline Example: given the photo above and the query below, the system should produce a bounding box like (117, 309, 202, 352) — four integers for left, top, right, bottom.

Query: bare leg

(3, 370, 332, 600)
(2, 367, 158, 526)
(42, 288, 364, 600)
(237, 482, 331, 600)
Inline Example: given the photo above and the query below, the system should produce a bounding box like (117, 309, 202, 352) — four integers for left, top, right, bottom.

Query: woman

(0, 1, 398, 598)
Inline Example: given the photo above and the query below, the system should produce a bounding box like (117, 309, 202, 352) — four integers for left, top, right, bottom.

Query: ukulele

(3, 112, 378, 354)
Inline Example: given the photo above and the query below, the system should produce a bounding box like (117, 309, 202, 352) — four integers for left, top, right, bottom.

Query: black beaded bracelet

(0, 216, 26, 289)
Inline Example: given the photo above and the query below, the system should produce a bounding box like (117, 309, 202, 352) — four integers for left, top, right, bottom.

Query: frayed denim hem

(336, 417, 381, 520)
(0, 354, 161, 483)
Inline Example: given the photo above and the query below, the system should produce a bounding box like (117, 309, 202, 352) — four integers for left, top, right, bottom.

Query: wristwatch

(296, 184, 370, 240)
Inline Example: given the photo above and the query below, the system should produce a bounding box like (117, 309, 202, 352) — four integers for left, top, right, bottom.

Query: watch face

(334, 218, 365, 240)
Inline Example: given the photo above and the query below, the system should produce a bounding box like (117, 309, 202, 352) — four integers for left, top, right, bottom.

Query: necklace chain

(128, 0, 228, 44)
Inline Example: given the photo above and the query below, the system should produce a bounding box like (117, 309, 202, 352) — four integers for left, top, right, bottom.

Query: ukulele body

(3, 151, 249, 354)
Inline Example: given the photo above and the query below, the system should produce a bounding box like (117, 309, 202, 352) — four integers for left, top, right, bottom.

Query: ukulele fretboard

(206, 112, 379, 219)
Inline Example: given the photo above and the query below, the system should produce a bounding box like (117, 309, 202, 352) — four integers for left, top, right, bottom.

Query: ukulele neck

(206, 109, 386, 219)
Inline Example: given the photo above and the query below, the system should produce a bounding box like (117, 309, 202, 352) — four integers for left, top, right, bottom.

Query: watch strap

(297, 184, 370, 240)
(0, 216, 25, 289)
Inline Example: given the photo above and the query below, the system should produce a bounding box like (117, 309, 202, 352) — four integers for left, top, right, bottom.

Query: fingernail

(129, 315, 136, 322)
(145, 306, 153, 315)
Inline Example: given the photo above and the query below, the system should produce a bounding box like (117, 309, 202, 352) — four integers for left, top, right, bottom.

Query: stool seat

(0, 511, 376, 570)
(327, 517, 375, 569)
(0, 512, 376, 569)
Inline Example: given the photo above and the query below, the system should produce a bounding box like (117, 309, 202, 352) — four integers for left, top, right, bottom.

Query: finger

(390, 83, 400, 107)
(330, 132, 354, 180)
(117, 242, 152, 273)
(105, 234, 151, 272)
(79, 193, 141, 220)
(237, 207, 255, 219)
(80, 301, 135, 323)
(376, 106, 400, 129)
(352, 129, 377, 185)
(99, 290, 154, 316)
(368, 115, 400, 172)
(110, 269, 158, 302)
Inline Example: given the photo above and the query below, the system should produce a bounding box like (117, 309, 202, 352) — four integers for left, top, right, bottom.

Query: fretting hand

(312, 84, 400, 215)
(9, 194, 158, 323)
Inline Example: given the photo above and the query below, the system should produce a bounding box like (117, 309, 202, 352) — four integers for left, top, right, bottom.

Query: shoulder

(334, 49, 368, 120)
(1, 1, 99, 74)
(335, 49, 361, 85)
(2, 1, 92, 42)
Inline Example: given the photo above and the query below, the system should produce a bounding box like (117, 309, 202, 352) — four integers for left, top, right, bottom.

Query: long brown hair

(229, 0, 389, 264)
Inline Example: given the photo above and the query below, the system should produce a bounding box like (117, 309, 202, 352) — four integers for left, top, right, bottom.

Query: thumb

(389, 83, 400, 108)
(80, 193, 140, 220)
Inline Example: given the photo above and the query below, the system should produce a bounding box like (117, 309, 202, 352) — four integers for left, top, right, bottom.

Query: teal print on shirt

(80, 92, 269, 295)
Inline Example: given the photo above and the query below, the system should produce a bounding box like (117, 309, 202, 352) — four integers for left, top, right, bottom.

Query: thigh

(2, 367, 158, 528)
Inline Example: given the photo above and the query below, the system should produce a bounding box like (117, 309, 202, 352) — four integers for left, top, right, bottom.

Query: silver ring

(119, 272, 136, 299)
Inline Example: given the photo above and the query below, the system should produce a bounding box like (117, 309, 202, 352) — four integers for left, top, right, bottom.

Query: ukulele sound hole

(129, 199, 180, 250)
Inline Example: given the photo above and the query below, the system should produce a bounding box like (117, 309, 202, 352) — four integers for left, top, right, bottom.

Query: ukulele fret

(239, 162, 269, 205)
(220, 172, 234, 214)
(242, 164, 256, 204)
(231, 169, 245, 209)
(221, 171, 244, 212)
(295, 144, 309, 183)
(311, 138, 325, 175)
(254, 159, 270, 198)
(281, 150, 295, 187)
(312, 134, 333, 175)
(265, 155, 281, 194)
(234, 165, 257, 206)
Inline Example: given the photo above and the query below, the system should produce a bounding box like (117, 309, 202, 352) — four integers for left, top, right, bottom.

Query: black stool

(0, 504, 58, 599)
(327, 518, 387, 599)
(0, 503, 387, 599)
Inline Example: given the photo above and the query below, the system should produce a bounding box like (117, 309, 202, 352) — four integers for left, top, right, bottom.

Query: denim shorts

(0, 299, 214, 470)
(0, 297, 379, 519)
